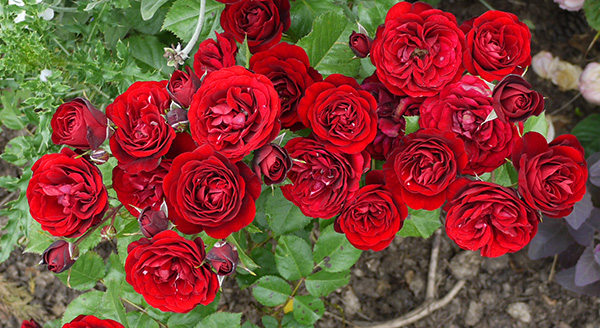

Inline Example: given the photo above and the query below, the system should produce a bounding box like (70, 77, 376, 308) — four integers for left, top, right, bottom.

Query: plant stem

(74, 204, 123, 245)
(549, 92, 582, 115)
(180, 0, 206, 60)
(477, 0, 496, 11)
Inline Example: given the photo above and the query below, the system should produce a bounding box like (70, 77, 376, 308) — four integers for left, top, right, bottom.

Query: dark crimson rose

(370, 1, 465, 97)
(492, 74, 544, 123)
(349, 31, 372, 58)
(112, 160, 171, 217)
(420, 75, 517, 175)
(167, 66, 201, 108)
(297, 74, 377, 154)
(51, 97, 108, 150)
(163, 145, 261, 238)
(250, 42, 322, 131)
(106, 81, 175, 173)
(444, 180, 540, 258)
(215, 0, 241, 3)
(188, 66, 281, 162)
(383, 128, 467, 210)
(62, 315, 124, 328)
(27, 148, 108, 238)
(335, 181, 408, 251)
(220, 0, 291, 53)
(125, 230, 219, 313)
(193, 32, 237, 79)
(21, 319, 41, 328)
(462, 10, 531, 82)
(138, 207, 169, 238)
(252, 143, 292, 185)
(206, 241, 239, 276)
(41, 240, 78, 273)
(282, 137, 370, 219)
(165, 132, 197, 159)
(512, 132, 588, 218)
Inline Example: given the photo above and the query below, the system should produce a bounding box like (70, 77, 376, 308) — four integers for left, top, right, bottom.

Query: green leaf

(227, 234, 259, 272)
(398, 208, 441, 238)
(43, 319, 62, 328)
(287, 0, 342, 41)
(117, 232, 143, 266)
(252, 275, 292, 307)
(162, 0, 224, 43)
(305, 270, 350, 297)
(572, 113, 600, 157)
(522, 113, 547, 137)
(61, 291, 105, 325)
(492, 162, 518, 187)
(167, 294, 220, 328)
(356, 0, 397, 36)
(242, 322, 260, 328)
(275, 235, 314, 280)
(195, 312, 242, 328)
(282, 313, 313, 328)
(128, 35, 173, 76)
(141, 0, 170, 20)
(0, 92, 27, 130)
(313, 225, 362, 273)
(263, 188, 312, 236)
(57, 251, 106, 290)
(262, 316, 279, 328)
(296, 10, 360, 77)
(105, 279, 129, 328)
(292, 295, 324, 325)
(127, 312, 159, 328)
(235, 36, 251, 69)
(584, 0, 600, 30)
(405, 115, 420, 134)
(23, 223, 55, 254)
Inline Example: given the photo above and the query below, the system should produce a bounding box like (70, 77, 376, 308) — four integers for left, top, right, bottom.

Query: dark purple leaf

(559, 243, 586, 268)
(555, 267, 600, 296)
(567, 218, 595, 246)
(575, 244, 600, 287)
(528, 218, 575, 260)
(595, 244, 600, 266)
(587, 152, 600, 187)
(564, 192, 594, 230)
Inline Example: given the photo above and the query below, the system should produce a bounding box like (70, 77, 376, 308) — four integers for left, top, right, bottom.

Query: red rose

(383, 128, 467, 210)
(137, 207, 169, 238)
(167, 66, 201, 108)
(63, 315, 124, 328)
(206, 241, 239, 276)
(250, 42, 322, 130)
(370, 2, 465, 97)
(335, 179, 408, 251)
(512, 132, 588, 218)
(112, 160, 171, 217)
(42, 240, 78, 273)
(349, 31, 372, 58)
(51, 98, 108, 150)
(193, 32, 237, 79)
(21, 319, 41, 328)
(420, 75, 516, 174)
(163, 145, 261, 238)
(281, 137, 370, 219)
(462, 10, 532, 82)
(26, 148, 108, 238)
(106, 81, 175, 173)
(125, 231, 219, 313)
(444, 180, 540, 258)
(188, 66, 281, 162)
(297, 74, 377, 154)
(492, 74, 544, 123)
(220, 0, 290, 53)
(251, 143, 292, 185)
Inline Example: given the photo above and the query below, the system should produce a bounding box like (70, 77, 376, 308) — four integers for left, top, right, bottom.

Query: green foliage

(572, 113, 600, 157)
(252, 275, 292, 306)
(522, 113, 548, 137)
(292, 295, 324, 325)
(195, 312, 242, 328)
(162, 0, 224, 43)
(57, 251, 106, 290)
(261, 188, 312, 236)
(354, 0, 397, 36)
(287, 0, 343, 41)
(275, 235, 314, 280)
(313, 225, 362, 273)
(399, 208, 442, 238)
(305, 270, 350, 297)
(141, 0, 171, 20)
(584, 0, 600, 31)
(492, 163, 519, 187)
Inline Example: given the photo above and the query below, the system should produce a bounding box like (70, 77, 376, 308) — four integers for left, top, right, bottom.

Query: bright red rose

(251, 143, 292, 185)
(106, 81, 175, 173)
(444, 180, 540, 258)
(41, 240, 78, 273)
(51, 98, 108, 150)
(163, 145, 261, 238)
(167, 66, 201, 108)
(420, 75, 517, 175)
(27, 148, 108, 238)
(383, 128, 467, 210)
(281, 137, 370, 219)
(21, 319, 41, 328)
(462, 10, 532, 82)
(297, 74, 377, 154)
(250, 42, 322, 130)
(193, 32, 237, 79)
(125, 230, 219, 313)
(512, 132, 588, 218)
(188, 66, 281, 162)
(62, 315, 124, 328)
(370, 1, 465, 97)
(220, 0, 291, 53)
(492, 74, 544, 123)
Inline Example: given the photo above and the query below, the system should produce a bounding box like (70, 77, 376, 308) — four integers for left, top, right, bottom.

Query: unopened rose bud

(492, 75, 545, 123)
(89, 148, 109, 165)
(41, 240, 78, 273)
(100, 225, 117, 240)
(21, 319, 42, 328)
(206, 241, 238, 276)
(349, 31, 372, 58)
(251, 143, 293, 185)
(166, 106, 189, 131)
(138, 207, 169, 238)
(531, 51, 555, 80)
(167, 66, 201, 108)
(579, 62, 600, 105)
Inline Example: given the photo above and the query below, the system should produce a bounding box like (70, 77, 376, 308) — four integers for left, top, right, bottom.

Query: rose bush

(50, 98, 108, 150)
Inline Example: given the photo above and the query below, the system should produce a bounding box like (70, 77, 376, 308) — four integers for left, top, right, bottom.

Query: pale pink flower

(580, 62, 600, 105)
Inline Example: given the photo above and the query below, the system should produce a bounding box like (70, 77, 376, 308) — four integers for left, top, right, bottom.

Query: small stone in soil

(449, 251, 482, 280)
(506, 302, 532, 323)
(342, 287, 361, 317)
(465, 301, 484, 326)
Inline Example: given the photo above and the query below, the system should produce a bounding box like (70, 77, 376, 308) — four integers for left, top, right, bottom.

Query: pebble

(342, 287, 361, 317)
(408, 274, 425, 297)
(465, 301, 484, 326)
(479, 290, 496, 306)
(507, 302, 532, 323)
(449, 251, 482, 280)
(482, 255, 509, 273)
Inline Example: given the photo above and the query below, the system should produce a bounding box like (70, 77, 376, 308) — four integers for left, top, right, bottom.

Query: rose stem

(74, 204, 123, 246)
(180, 0, 206, 60)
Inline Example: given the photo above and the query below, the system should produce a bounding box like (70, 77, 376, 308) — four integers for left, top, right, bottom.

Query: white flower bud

(580, 62, 600, 105)
(531, 51, 555, 80)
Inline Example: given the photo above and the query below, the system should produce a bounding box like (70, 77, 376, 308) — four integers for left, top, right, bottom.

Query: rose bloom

(251, 143, 292, 185)
(27, 148, 108, 238)
(554, 0, 584, 11)
(125, 230, 220, 313)
(163, 145, 261, 238)
(492, 74, 544, 123)
(62, 315, 124, 328)
(445, 180, 540, 258)
(188, 66, 281, 162)
(193, 32, 237, 79)
(282, 137, 370, 219)
(21, 319, 41, 328)
(512, 132, 588, 218)
(462, 10, 531, 82)
(250, 42, 322, 130)
(51, 97, 108, 150)
(384, 128, 467, 211)
(370, 2, 465, 97)
(220, 0, 290, 53)
(41, 240, 78, 273)
(349, 31, 372, 58)
(167, 66, 201, 108)
(106, 81, 175, 173)
(137, 207, 169, 238)
(297, 74, 377, 154)
(531, 50, 555, 79)
(420, 75, 517, 175)
(579, 62, 600, 105)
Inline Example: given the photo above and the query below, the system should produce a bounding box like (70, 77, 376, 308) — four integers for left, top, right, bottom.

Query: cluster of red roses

(25, 0, 589, 318)
(22, 315, 124, 328)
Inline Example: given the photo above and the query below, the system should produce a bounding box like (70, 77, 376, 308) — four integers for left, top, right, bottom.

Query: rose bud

(492, 75, 545, 123)
(206, 241, 239, 276)
(41, 240, 78, 273)
(167, 66, 201, 108)
(50, 97, 108, 150)
(251, 143, 292, 185)
(89, 148, 110, 165)
(166, 106, 189, 131)
(21, 319, 42, 328)
(138, 207, 169, 238)
(579, 62, 600, 105)
(101, 225, 117, 240)
(349, 31, 372, 58)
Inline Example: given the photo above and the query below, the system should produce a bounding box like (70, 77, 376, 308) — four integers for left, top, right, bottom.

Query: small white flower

(8, 0, 25, 7)
(550, 60, 582, 91)
(553, 0, 584, 11)
(14, 10, 26, 23)
(579, 62, 600, 105)
(531, 51, 555, 80)
(38, 8, 54, 21)
(40, 69, 52, 82)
